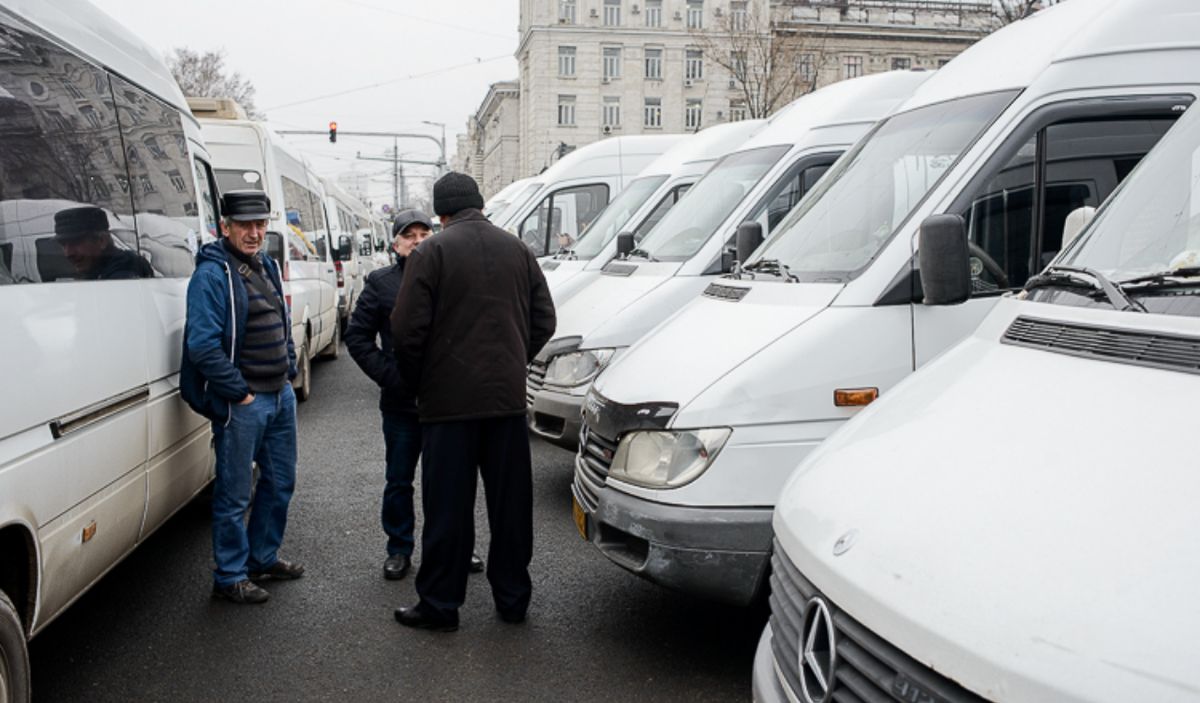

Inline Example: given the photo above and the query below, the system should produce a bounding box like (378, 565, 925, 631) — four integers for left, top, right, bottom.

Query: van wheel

(319, 321, 340, 360)
(293, 342, 311, 403)
(0, 590, 30, 703)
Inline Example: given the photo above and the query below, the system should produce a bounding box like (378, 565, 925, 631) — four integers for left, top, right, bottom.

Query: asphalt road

(29, 347, 764, 702)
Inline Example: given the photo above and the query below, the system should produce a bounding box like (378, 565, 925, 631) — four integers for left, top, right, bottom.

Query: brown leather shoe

(249, 559, 305, 581)
(212, 580, 270, 604)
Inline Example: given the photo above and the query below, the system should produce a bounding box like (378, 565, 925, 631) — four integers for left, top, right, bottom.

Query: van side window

(635, 183, 691, 239)
(958, 116, 1176, 295)
(519, 183, 610, 254)
(0, 20, 140, 284)
(193, 158, 221, 248)
(281, 176, 323, 261)
(110, 75, 198, 278)
(736, 156, 837, 248)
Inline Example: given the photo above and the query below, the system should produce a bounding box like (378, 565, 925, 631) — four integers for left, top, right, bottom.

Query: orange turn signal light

(82, 520, 97, 543)
(834, 388, 879, 407)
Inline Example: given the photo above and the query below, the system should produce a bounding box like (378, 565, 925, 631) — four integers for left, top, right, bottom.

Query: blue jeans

(211, 386, 297, 586)
(382, 411, 421, 557)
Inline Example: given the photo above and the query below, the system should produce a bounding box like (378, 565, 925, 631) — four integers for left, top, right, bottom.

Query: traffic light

(329, 121, 338, 143)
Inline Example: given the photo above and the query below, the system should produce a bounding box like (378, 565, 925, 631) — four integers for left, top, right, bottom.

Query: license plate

(572, 496, 589, 541)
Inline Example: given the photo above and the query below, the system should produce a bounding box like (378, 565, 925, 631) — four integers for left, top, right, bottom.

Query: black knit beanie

(432, 172, 485, 216)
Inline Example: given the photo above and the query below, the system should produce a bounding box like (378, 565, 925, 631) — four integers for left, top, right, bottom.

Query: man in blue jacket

(181, 190, 304, 605)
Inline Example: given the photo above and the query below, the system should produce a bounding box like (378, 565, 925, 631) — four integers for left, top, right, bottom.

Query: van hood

(593, 281, 841, 410)
(541, 259, 587, 296)
(775, 308, 1200, 703)
(550, 261, 684, 341)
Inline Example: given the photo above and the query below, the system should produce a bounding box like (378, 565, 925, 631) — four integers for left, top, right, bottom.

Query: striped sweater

(235, 258, 289, 393)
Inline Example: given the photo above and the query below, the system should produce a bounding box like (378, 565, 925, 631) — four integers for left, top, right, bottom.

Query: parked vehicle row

(529, 0, 1200, 700)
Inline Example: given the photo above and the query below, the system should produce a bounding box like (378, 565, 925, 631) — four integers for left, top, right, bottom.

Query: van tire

(294, 341, 311, 403)
(319, 321, 340, 360)
(0, 590, 30, 703)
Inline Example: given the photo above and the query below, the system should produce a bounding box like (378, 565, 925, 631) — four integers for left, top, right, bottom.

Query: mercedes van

(198, 113, 340, 400)
(574, 0, 1192, 607)
(498, 135, 685, 256)
(0, 2, 225, 698)
(542, 119, 766, 306)
(756, 13, 1200, 701)
(530, 71, 931, 451)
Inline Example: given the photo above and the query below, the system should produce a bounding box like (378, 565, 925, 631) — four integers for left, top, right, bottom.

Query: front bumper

(572, 453, 772, 606)
(752, 624, 790, 703)
(527, 386, 584, 451)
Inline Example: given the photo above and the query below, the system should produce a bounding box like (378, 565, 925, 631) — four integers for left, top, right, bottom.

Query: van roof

(902, 0, 1200, 112)
(637, 119, 767, 177)
(737, 70, 934, 152)
(7, 0, 190, 117)
(538, 134, 687, 182)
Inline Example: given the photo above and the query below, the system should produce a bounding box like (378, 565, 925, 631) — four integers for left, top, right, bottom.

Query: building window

(797, 53, 815, 84)
(730, 50, 747, 79)
(604, 0, 621, 26)
(730, 1, 749, 31)
(844, 55, 864, 79)
(645, 47, 663, 80)
(687, 0, 703, 29)
(603, 97, 621, 128)
(645, 0, 662, 27)
(729, 100, 748, 122)
(559, 0, 576, 24)
(603, 47, 622, 80)
(685, 99, 703, 130)
(558, 95, 576, 126)
(79, 105, 102, 129)
(559, 46, 576, 76)
(644, 97, 662, 128)
(685, 49, 703, 81)
(891, 57, 912, 70)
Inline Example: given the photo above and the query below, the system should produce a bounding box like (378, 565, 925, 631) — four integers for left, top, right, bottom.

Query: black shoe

(469, 553, 485, 573)
(212, 580, 270, 604)
(383, 554, 411, 581)
(394, 606, 458, 633)
(497, 608, 526, 624)
(249, 559, 305, 582)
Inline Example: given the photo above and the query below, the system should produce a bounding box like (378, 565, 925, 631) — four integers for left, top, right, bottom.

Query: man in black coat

(390, 172, 556, 632)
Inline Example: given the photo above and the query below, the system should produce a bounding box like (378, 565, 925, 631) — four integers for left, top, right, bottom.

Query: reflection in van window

(0, 19, 150, 284)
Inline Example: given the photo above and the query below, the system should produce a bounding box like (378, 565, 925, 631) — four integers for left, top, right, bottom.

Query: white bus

(0, 1, 224, 698)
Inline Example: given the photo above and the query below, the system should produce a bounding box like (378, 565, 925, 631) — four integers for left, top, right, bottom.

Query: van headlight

(608, 428, 732, 488)
(543, 348, 616, 388)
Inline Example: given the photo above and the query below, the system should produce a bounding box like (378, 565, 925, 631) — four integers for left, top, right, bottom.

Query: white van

(541, 119, 766, 306)
(756, 15, 1200, 703)
(322, 177, 372, 332)
(483, 176, 535, 223)
(499, 135, 685, 256)
(574, 0, 1192, 607)
(0, 2, 224, 698)
(199, 115, 340, 400)
(530, 71, 930, 451)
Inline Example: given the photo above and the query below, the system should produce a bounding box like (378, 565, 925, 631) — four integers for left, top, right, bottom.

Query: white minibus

(576, 0, 1191, 607)
(322, 176, 372, 332)
(541, 119, 766, 306)
(530, 71, 930, 451)
(757, 13, 1200, 702)
(498, 135, 685, 256)
(199, 115, 340, 400)
(0, 2, 224, 698)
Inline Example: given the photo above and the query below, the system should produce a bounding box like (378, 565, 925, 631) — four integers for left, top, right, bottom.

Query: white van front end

(757, 61, 1200, 703)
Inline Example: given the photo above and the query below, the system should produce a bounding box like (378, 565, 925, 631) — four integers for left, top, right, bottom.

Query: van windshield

(216, 169, 264, 194)
(493, 182, 543, 226)
(571, 175, 668, 259)
(754, 91, 1017, 281)
(1048, 104, 1200, 317)
(637, 146, 788, 261)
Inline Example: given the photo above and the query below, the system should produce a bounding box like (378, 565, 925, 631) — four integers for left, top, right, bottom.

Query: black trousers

(415, 414, 533, 619)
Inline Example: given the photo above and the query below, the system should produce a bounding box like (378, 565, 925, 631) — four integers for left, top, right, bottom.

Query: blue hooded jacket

(180, 240, 297, 424)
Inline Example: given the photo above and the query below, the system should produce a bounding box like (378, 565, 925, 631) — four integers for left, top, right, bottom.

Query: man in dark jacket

(181, 191, 304, 605)
(390, 173, 556, 632)
(346, 209, 451, 580)
(53, 205, 153, 280)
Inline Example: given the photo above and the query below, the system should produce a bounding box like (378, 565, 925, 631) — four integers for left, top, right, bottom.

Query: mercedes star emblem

(798, 597, 837, 703)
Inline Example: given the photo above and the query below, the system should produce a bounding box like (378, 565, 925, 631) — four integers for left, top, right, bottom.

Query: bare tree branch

(993, 0, 1062, 27)
(167, 48, 264, 119)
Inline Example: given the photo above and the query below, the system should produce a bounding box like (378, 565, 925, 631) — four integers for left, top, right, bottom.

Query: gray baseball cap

(392, 209, 434, 237)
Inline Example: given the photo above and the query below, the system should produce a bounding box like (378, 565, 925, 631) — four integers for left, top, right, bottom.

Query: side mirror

(616, 231, 635, 258)
(918, 214, 970, 306)
(337, 234, 353, 260)
(720, 247, 736, 274)
(264, 231, 284, 266)
(736, 221, 763, 265)
(1061, 206, 1096, 250)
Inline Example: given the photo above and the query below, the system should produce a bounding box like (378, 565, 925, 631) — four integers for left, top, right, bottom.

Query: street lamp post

(421, 120, 447, 176)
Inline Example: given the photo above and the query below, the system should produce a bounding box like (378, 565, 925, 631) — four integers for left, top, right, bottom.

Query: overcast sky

(90, 0, 521, 209)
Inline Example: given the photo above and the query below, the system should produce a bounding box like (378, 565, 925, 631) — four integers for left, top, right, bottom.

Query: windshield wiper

(628, 247, 658, 262)
(740, 258, 800, 282)
(1116, 266, 1200, 290)
(1025, 265, 1146, 313)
